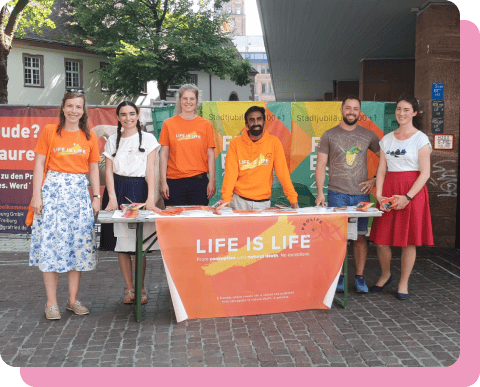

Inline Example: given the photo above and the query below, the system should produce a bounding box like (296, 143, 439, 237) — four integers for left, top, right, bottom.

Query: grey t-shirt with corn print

(317, 125, 380, 195)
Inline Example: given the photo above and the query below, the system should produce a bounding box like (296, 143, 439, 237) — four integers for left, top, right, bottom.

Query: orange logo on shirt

(239, 153, 272, 171)
(177, 132, 201, 141)
(54, 144, 86, 156)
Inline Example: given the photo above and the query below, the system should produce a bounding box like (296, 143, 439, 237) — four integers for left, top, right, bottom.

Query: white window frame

(65, 59, 83, 89)
(185, 73, 198, 86)
(23, 54, 44, 88)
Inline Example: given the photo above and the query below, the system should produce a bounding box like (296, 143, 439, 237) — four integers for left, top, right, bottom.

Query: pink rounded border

(11, 11, 478, 387)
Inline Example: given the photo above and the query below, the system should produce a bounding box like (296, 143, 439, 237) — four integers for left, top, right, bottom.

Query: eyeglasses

(66, 88, 85, 94)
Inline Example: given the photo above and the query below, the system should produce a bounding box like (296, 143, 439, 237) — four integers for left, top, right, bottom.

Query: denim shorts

(327, 190, 370, 235)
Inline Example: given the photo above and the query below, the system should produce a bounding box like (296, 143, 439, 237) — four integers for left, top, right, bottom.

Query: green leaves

(4, 0, 55, 38)
(1, 0, 55, 103)
(70, 0, 251, 98)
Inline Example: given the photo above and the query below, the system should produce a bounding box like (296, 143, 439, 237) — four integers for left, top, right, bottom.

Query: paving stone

(0, 246, 459, 368)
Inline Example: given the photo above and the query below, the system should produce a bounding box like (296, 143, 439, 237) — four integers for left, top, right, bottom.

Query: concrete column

(415, 3, 459, 247)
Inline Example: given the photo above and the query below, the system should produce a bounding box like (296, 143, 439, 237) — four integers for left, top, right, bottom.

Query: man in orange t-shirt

(221, 106, 298, 211)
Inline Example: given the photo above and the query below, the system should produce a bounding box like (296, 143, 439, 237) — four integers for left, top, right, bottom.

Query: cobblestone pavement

(0, 237, 459, 368)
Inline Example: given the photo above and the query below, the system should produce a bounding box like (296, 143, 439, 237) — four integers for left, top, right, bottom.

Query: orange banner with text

(155, 214, 348, 321)
(0, 106, 117, 233)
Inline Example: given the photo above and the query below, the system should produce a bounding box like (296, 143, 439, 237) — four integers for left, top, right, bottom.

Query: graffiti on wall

(429, 160, 458, 197)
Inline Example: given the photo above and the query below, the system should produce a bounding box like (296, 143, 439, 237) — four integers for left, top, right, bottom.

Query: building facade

(222, 0, 246, 36)
(8, 37, 255, 106)
(5, 0, 255, 107)
(234, 36, 275, 102)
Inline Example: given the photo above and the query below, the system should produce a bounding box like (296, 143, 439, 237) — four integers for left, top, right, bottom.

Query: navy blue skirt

(99, 174, 148, 251)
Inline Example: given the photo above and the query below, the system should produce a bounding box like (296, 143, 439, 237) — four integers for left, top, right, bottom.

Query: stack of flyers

(333, 206, 349, 212)
(120, 203, 145, 218)
(179, 206, 211, 212)
(154, 207, 184, 216)
(232, 209, 264, 214)
(355, 202, 374, 211)
(212, 200, 230, 215)
(263, 205, 298, 213)
(380, 197, 396, 211)
(274, 208, 298, 213)
(263, 208, 279, 212)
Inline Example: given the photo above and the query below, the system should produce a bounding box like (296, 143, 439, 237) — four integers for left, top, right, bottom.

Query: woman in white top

(99, 101, 160, 304)
(369, 95, 433, 300)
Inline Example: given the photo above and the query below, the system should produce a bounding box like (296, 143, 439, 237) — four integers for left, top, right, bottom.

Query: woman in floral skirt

(29, 92, 101, 319)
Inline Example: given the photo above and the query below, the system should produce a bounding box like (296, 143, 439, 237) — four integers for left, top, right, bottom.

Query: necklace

(395, 130, 416, 140)
(63, 128, 82, 146)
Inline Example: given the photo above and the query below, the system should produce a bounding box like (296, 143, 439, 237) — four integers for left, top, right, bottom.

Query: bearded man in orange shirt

(221, 106, 299, 210)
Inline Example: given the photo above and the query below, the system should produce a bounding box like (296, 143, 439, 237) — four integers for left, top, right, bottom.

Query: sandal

(123, 288, 135, 304)
(141, 288, 148, 304)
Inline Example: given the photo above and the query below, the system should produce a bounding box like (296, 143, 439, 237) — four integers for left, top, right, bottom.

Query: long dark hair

(397, 94, 422, 129)
(112, 101, 145, 157)
(57, 92, 91, 140)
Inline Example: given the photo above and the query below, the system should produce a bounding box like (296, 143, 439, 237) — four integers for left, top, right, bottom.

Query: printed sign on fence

(0, 106, 117, 233)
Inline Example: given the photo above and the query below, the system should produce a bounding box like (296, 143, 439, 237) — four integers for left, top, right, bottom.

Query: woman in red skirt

(369, 95, 433, 300)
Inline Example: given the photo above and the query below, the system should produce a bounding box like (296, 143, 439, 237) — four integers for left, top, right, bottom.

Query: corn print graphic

(342, 146, 362, 166)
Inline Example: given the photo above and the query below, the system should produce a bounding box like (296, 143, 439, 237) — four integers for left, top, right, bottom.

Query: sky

(244, 0, 263, 35)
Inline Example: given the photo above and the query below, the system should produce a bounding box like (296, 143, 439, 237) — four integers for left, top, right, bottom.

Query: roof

(21, 0, 86, 48)
(257, 0, 452, 101)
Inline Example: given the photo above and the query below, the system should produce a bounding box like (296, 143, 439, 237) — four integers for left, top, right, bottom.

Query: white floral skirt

(29, 170, 98, 273)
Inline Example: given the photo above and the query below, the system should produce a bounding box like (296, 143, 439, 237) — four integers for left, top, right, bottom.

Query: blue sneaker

(336, 275, 344, 292)
(355, 275, 369, 293)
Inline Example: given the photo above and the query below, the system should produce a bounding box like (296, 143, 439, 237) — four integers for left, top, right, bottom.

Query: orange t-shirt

(34, 124, 101, 174)
(159, 115, 216, 179)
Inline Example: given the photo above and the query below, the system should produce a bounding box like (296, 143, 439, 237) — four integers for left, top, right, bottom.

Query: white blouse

(104, 131, 160, 177)
(380, 131, 432, 172)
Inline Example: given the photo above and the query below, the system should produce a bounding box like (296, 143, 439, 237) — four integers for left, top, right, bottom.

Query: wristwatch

(93, 195, 101, 199)
(405, 194, 412, 201)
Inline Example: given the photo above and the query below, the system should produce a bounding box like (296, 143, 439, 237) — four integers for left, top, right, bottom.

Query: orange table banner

(155, 214, 348, 322)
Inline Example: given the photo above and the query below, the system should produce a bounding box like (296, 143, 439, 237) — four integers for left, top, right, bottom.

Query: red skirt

(370, 171, 434, 247)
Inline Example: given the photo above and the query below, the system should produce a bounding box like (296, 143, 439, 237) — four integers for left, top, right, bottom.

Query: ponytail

(114, 100, 144, 156)
(111, 123, 122, 157)
(137, 121, 145, 153)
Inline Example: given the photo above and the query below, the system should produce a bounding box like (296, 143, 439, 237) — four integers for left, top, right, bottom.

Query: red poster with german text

(155, 214, 347, 321)
(0, 106, 117, 233)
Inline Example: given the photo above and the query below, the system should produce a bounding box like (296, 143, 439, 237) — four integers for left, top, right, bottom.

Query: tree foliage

(70, 0, 252, 99)
(0, 0, 55, 103)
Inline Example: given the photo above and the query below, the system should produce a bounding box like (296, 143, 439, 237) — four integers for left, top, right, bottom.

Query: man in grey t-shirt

(315, 96, 380, 293)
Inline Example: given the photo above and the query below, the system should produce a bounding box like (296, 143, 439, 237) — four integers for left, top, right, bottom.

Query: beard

(342, 115, 359, 126)
(249, 125, 264, 137)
